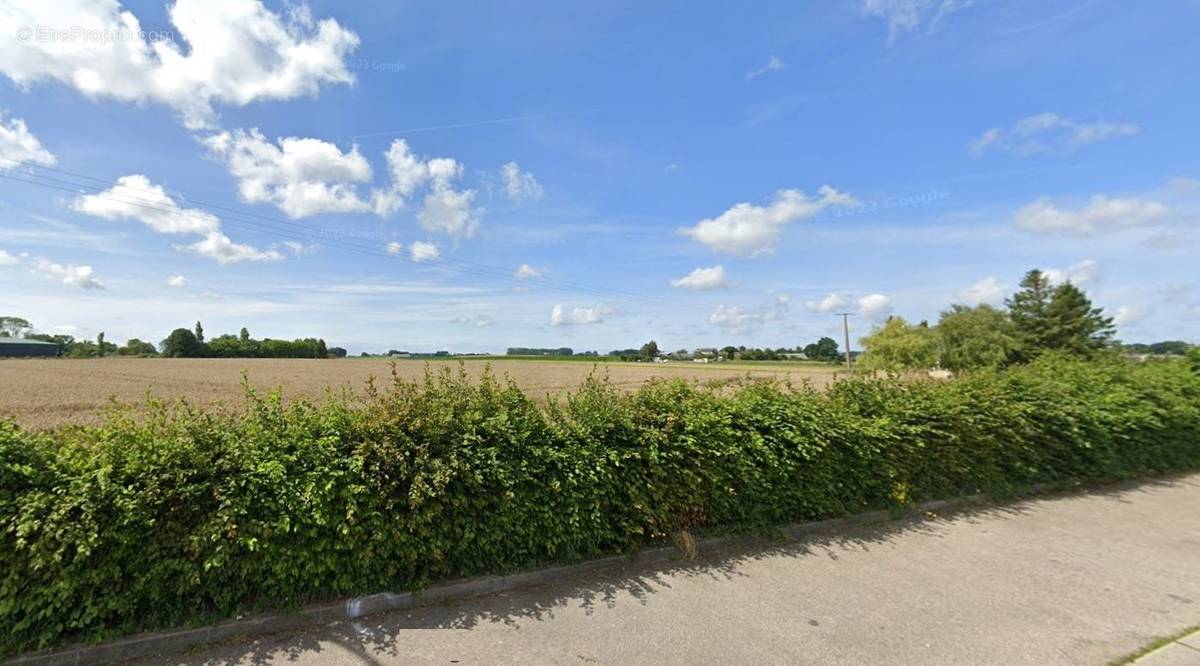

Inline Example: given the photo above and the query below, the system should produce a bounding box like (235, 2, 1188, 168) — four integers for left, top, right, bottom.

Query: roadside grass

(1109, 625, 1200, 665)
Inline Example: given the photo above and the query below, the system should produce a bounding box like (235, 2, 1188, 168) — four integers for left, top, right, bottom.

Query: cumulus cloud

(957, 277, 1007, 305)
(409, 241, 439, 262)
(670, 265, 731, 291)
(679, 186, 856, 256)
(32, 257, 105, 289)
(709, 304, 766, 334)
(277, 241, 316, 256)
(805, 292, 848, 313)
(1014, 195, 1169, 236)
(858, 293, 892, 319)
(418, 183, 480, 240)
(500, 161, 543, 203)
(515, 263, 542, 279)
(1112, 305, 1149, 328)
(166, 274, 186, 287)
(746, 55, 784, 80)
(549, 304, 609, 326)
(0, 0, 359, 130)
(971, 113, 1140, 157)
(74, 173, 279, 263)
(74, 174, 220, 234)
(179, 232, 282, 264)
(0, 112, 55, 166)
(371, 139, 432, 216)
(450, 314, 496, 328)
(385, 241, 403, 255)
(0, 249, 19, 266)
(202, 128, 373, 218)
(863, 0, 971, 43)
(1044, 259, 1100, 287)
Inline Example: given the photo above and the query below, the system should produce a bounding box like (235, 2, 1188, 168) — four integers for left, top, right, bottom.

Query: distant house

(0, 338, 59, 358)
(694, 347, 719, 358)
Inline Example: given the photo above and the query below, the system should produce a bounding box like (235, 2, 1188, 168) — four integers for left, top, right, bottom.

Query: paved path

(141, 475, 1200, 665)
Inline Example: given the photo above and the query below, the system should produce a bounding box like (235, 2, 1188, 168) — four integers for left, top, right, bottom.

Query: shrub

(2, 358, 1198, 655)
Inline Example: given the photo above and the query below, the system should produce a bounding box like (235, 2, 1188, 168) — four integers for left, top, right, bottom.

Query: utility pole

(836, 313, 853, 372)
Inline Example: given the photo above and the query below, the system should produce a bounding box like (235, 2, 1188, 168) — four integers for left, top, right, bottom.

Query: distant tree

(1042, 283, 1115, 355)
(1131, 341, 1193, 355)
(639, 340, 659, 360)
(194, 321, 205, 344)
(802, 337, 840, 362)
(162, 328, 202, 358)
(0, 316, 32, 338)
(239, 327, 250, 343)
(858, 316, 940, 372)
(721, 345, 737, 361)
(1007, 270, 1114, 360)
(25, 333, 73, 356)
(118, 338, 158, 356)
(1007, 270, 1055, 360)
(96, 332, 106, 357)
(937, 304, 1017, 371)
(329, 346, 348, 358)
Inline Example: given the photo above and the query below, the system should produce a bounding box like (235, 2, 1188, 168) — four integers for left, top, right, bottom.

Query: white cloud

(1113, 305, 1149, 328)
(670, 265, 731, 291)
(679, 186, 856, 256)
(277, 241, 316, 256)
(709, 304, 765, 333)
(0, 0, 359, 130)
(500, 161, 543, 203)
(971, 113, 1139, 157)
(450, 314, 496, 328)
(863, 0, 971, 43)
(0, 112, 55, 166)
(409, 241, 439, 262)
(515, 263, 542, 279)
(0, 249, 19, 266)
(32, 257, 104, 289)
(371, 139, 430, 215)
(179, 232, 283, 264)
(202, 128, 373, 218)
(166, 274, 186, 287)
(385, 241, 403, 255)
(1045, 259, 1100, 287)
(957, 277, 1007, 305)
(746, 55, 784, 80)
(1014, 195, 1169, 236)
(858, 293, 892, 320)
(805, 292, 847, 313)
(74, 173, 279, 263)
(549, 304, 609, 326)
(418, 184, 480, 240)
(74, 174, 220, 234)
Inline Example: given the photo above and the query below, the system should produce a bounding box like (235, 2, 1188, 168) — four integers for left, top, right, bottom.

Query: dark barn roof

(0, 338, 59, 357)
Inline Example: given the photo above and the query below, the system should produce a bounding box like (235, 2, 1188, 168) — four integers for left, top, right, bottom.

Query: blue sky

(0, 0, 1197, 353)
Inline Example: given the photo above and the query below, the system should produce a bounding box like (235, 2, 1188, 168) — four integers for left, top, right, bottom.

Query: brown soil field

(0, 358, 843, 430)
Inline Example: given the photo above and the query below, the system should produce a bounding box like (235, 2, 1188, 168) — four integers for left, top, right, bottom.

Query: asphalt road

(141, 474, 1200, 665)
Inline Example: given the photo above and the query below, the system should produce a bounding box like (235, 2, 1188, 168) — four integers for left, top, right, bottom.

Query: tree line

(0, 317, 343, 359)
(856, 268, 1170, 373)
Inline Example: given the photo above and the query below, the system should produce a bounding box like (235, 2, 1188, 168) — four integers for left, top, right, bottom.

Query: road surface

(140, 474, 1200, 665)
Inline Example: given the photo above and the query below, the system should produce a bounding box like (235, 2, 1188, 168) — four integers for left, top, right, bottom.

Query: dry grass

(0, 357, 842, 430)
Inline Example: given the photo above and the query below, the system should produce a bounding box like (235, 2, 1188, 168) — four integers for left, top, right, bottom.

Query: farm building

(0, 338, 59, 358)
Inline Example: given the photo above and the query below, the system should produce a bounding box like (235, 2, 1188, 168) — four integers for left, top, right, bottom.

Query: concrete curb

(4, 484, 1058, 665)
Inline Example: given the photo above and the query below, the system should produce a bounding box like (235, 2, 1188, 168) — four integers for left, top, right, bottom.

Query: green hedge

(3, 357, 1199, 654)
